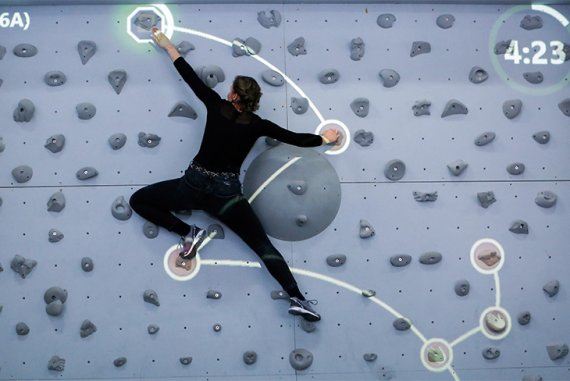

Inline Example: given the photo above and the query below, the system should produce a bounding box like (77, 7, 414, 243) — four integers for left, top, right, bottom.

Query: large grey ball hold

(44, 287, 68, 304)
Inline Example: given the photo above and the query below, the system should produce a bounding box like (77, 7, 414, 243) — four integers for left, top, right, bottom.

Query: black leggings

(129, 175, 304, 299)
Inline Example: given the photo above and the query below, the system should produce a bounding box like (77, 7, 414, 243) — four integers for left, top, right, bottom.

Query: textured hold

(494, 40, 513, 55)
(503, 99, 522, 119)
(447, 160, 468, 176)
(287, 37, 306, 56)
(535, 191, 557, 208)
(522, 376, 543, 381)
(454, 280, 470, 296)
(111, 196, 133, 221)
(532, 131, 550, 144)
(350, 37, 365, 61)
(0, 136, 5, 152)
(80, 320, 97, 338)
(359, 219, 375, 239)
(477, 191, 496, 208)
(543, 280, 560, 297)
(482, 347, 501, 360)
(13, 43, 38, 57)
(16, 322, 30, 335)
(350, 98, 369, 118)
(517, 311, 531, 326)
(318, 69, 340, 85)
(413, 191, 438, 202)
(206, 290, 222, 300)
(261, 70, 284, 87)
(413, 100, 431, 116)
(363, 353, 378, 362)
(523, 71, 543, 84)
(108, 70, 127, 94)
(384, 159, 406, 181)
(393, 318, 411, 331)
(362, 289, 376, 298)
(353, 130, 374, 147)
(46, 300, 64, 316)
(270, 290, 289, 300)
(509, 220, 529, 235)
(232, 37, 261, 57)
(134, 11, 160, 30)
(113, 357, 127, 367)
(213, 323, 222, 332)
(326, 254, 346, 267)
(295, 214, 308, 227)
(48, 229, 64, 243)
(485, 311, 507, 333)
(207, 223, 224, 239)
(77, 40, 97, 65)
(44, 286, 68, 304)
(377, 13, 396, 28)
(290, 97, 309, 114)
(13, 99, 35, 122)
(76, 102, 96, 120)
(48, 356, 65, 372)
(546, 344, 569, 361)
(47, 192, 66, 212)
(44, 71, 66, 87)
(76, 167, 98, 180)
(168, 101, 197, 119)
(176, 41, 195, 56)
(11, 255, 37, 278)
(507, 163, 525, 175)
(195, 65, 225, 88)
(142, 221, 159, 239)
(469, 66, 489, 84)
(45, 134, 66, 153)
(257, 10, 281, 28)
(436, 14, 455, 29)
(410, 41, 431, 57)
(138, 132, 161, 148)
(12, 165, 33, 183)
(81, 257, 94, 272)
(143, 289, 160, 306)
(109, 133, 127, 150)
(558, 98, 570, 117)
(521, 15, 543, 30)
(441, 99, 468, 117)
(243, 351, 257, 365)
(179, 357, 193, 365)
(289, 349, 313, 371)
(390, 255, 412, 267)
(474, 131, 495, 146)
(300, 319, 317, 333)
(419, 252, 442, 265)
(379, 69, 400, 88)
(148, 324, 160, 335)
(287, 180, 308, 196)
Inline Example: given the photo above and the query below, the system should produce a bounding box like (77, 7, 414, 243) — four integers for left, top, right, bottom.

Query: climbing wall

(0, 2, 569, 381)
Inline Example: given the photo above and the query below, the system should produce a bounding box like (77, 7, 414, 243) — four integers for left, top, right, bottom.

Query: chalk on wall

(77, 40, 97, 65)
(257, 10, 281, 29)
(377, 14, 396, 28)
(287, 37, 306, 56)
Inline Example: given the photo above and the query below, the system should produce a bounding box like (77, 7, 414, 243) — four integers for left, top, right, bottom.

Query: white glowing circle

(126, 5, 174, 44)
(315, 119, 350, 155)
(470, 238, 505, 275)
(163, 244, 202, 281)
(479, 306, 512, 340)
(420, 338, 454, 372)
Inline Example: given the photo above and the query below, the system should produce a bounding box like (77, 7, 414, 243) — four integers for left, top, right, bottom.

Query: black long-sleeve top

(173, 57, 323, 174)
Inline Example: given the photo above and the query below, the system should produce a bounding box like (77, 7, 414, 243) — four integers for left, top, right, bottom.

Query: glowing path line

(531, 4, 569, 27)
(450, 326, 482, 348)
(494, 273, 502, 307)
(201, 259, 261, 268)
(449, 368, 461, 381)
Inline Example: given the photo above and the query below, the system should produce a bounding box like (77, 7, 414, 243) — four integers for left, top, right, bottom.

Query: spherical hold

(44, 286, 68, 304)
(243, 351, 257, 365)
(213, 323, 222, 332)
(16, 322, 30, 335)
(454, 280, 470, 297)
(113, 357, 127, 367)
(46, 299, 64, 316)
(517, 311, 531, 326)
(289, 348, 313, 370)
(81, 257, 94, 272)
(76, 102, 96, 120)
(384, 159, 406, 181)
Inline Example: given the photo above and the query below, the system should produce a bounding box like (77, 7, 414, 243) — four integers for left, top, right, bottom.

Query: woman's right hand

(321, 129, 340, 145)
(151, 27, 174, 50)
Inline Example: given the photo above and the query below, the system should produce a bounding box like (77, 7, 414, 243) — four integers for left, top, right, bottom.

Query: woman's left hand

(151, 27, 174, 50)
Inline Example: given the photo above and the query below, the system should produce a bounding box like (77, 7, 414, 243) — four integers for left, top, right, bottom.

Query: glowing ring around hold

(420, 338, 454, 372)
(470, 238, 505, 275)
(163, 244, 202, 281)
(315, 119, 350, 155)
(479, 306, 512, 340)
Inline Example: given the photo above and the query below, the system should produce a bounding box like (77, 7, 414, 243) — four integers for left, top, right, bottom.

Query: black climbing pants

(129, 165, 303, 299)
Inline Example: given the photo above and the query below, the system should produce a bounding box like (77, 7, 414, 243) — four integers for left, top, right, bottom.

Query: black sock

(287, 285, 305, 301)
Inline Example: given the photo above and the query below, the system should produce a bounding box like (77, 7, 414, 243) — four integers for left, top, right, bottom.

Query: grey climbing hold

(261, 70, 284, 87)
(77, 40, 96, 65)
(393, 318, 411, 331)
(288, 180, 307, 196)
(359, 219, 375, 238)
(413, 191, 438, 202)
(510, 220, 529, 235)
(0, 137, 5, 152)
(243, 351, 257, 365)
(363, 353, 378, 362)
(12, 165, 33, 183)
(44, 71, 66, 87)
(207, 223, 224, 239)
(447, 160, 468, 176)
(503, 99, 522, 119)
(257, 10, 281, 29)
(482, 347, 500, 360)
(148, 324, 160, 335)
(289, 349, 313, 371)
(108, 70, 127, 94)
(350, 98, 369, 118)
(419, 252, 442, 265)
(76, 167, 98, 180)
(76, 102, 96, 120)
(522, 376, 543, 381)
(135, 11, 160, 30)
(543, 280, 560, 297)
(413, 100, 431, 116)
(290, 97, 308, 114)
(474, 131, 495, 146)
(180, 357, 192, 365)
(111, 196, 133, 221)
(326, 254, 346, 267)
(143, 221, 159, 239)
(507, 162, 525, 175)
(270, 290, 289, 300)
(196, 65, 225, 88)
(477, 191, 496, 208)
(168, 101, 197, 119)
(207, 290, 222, 299)
(213, 323, 222, 332)
(81, 257, 94, 272)
(455, 280, 470, 296)
(410, 41, 431, 57)
(377, 13, 396, 28)
(379, 69, 400, 88)
(318, 69, 340, 85)
(362, 289, 376, 298)
(350, 37, 365, 61)
(232, 37, 261, 57)
(0, 44, 5, 59)
(523, 71, 543, 84)
(47, 192, 65, 212)
(114, 357, 127, 367)
(532, 131, 550, 144)
(13, 99, 35, 122)
(11, 255, 37, 278)
(138, 132, 161, 148)
(535, 191, 557, 208)
(441, 99, 468, 117)
(296, 214, 308, 227)
(436, 14, 455, 29)
(144, 289, 160, 306)
(46, 299, 64, 316)
(469, 66, 489, 84)
(301, 319, 317, 333)
(353, 130, 374, 147)
(48, 229, 64, 243)
(48, 356, 65, 372)
(521, 15, 543, 30)
(109, 133, 127, 150)
(558, 98, 570, 117)
(176, 41, 195, 56)
(44, 286, 68, 304)
(80, 320, 97, 338)
(384, 159, 406, 181)
(16, 322, 30, 335)
(494, 40, 512, 55)
(13, 43, 37, 57)
(287, 37, 306, 56)
(45, 134, 65, 153)
(546, 344, 568, 361)
(517, 311, 531, 325)
(390, 255, 412, 267)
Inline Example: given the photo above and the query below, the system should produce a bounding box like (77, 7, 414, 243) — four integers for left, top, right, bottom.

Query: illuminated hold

(111, 196, 133, 221)
(48, 356, 65, 372)
(503, 99, 522, 119)
(522, 376, 543, 381)
(454, 280, 470, 296)
(13, 43, 37, 57)
(207, 223, 224, 239)
(109, 133, 127, 150)
(362, 289, 376, 297)
(143, 289, 160, 306)
(379, 69, 400, 88)
(138, 132, 161, 148)
(108, 70, 127, 94)
(179, 357, 192, 365)
(290, 97, 309, 114)
(410, 41, 431, 57)
(359, 219, 375, 238)
(265, 137, 280, 146)
(523, 71, 543, 84)
(257, 9, 281, 29)
(350, 98, 370, 118)
(543, 280, 560, 297)
(243, 351, 257, 365)
(478, 250, 500, 267)
(326, 254, 346, 267)
(77, 40, 97, 65)
(207, 290, 222, 299)
(213, 323, 222, 332)
(143, 221, 159, 239)
(521, 15, 543, 30)
(168, 101, 197, 119)
(350, 37, 365, 61)
(44, 286, 68, 304)
(80, 320, 97, 338)
(477, 191, 496, 208)
(44, 71, 66, 87)
(447, 159, 468, 176)
(47, 192, 66, 212)
(390, 254, 411, 267)
(485, 311, 507, 333)
(413, 191, 438, 202)
(81, 257, 94, 272)
(232, 37, 261, 57)
(393, 318, 411, 331)
(507, 162, 525, 175)
(384, 159, 406, 181)
(10, 255, 37, 279)
(413, 100, 431, 116)
(176, 41, 195, 56)
(13, 99, 35, 122)
(469, 66, 489, 84)
(363, 353, 378, 362)
(113, 357, 127, 367)
(16, 322, 30, 335)
(0, 136, 4, 152)
(48, 229, 64, 243)
(287, 37, 306, 56)
(76, 166, 98, 180)
(261, 69, 284, 87)
(557, 98, 570, 117)
(296, 214, 308, 227)
(287, 180, 307, 195)
(419, 251, 442, 265)
(134, 11, 160, 30)
(532, 130, 550, 144)
(46, 300, 64, 316)
(474, 131, 495, 146)
(517, 311, 531, 326)
(377, 13, 396, 28)
(76, 102, 96, 120)
(196, 65, 225, 88)
(494, 40, 512, 55)
(535, 191, 557, 208)
(45, 134, 65, 153)
(509, 220, 529, 235)
(318, 69, 340, 85)
(482, 347, 500, 360)
(148, 324, 160, 335)
(546, 344, 568, 361)
(289, 349, 313, 371)
(301, 319, 317, 333)
(0, 44, 5, 59)
(441, 99, 468, 117)
(271, 290, 289, 300)
(436, 14, 455, 29)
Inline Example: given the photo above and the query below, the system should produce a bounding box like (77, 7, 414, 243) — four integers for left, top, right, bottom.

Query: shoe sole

(288, 307, 321, 322)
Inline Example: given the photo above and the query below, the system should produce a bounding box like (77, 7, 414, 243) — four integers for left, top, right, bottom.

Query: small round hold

(532, 131, 550, 144)
(76, 167, 98, 180)
(108, 133, 127, 150)
(454, 280, 470, 297)
(113, 357, 127, 367)
(147, 324, 160, 335)
(289, 349, 313, 371)
(393, 318, 411, 331)
(384, 159, 406, 181)
(535, 191, 557, 208)
(362, 289, 376, 298)
(207, 290, 222, 299)
(180, 357, 193, 365)
(482, 347, 501, 360)
(517, 311, 531, 325)
(81, 257, 94, 272)
(296, 214, 308, 227)
(46, 299, 64, 316)
(143, 221, 159, 239)
(16, 322, 30, 335)
(300, 319, 317, 333)
(507, 162, 525, 175)
(243, 351, 258, 365)
(213, 323, 222, 332)
(326, 254, 346, 267)
(363, 353, 378, 362)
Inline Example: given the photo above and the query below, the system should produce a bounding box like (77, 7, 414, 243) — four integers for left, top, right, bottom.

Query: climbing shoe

(179, 225, 206, 260)
(288, 297, 321, 322)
